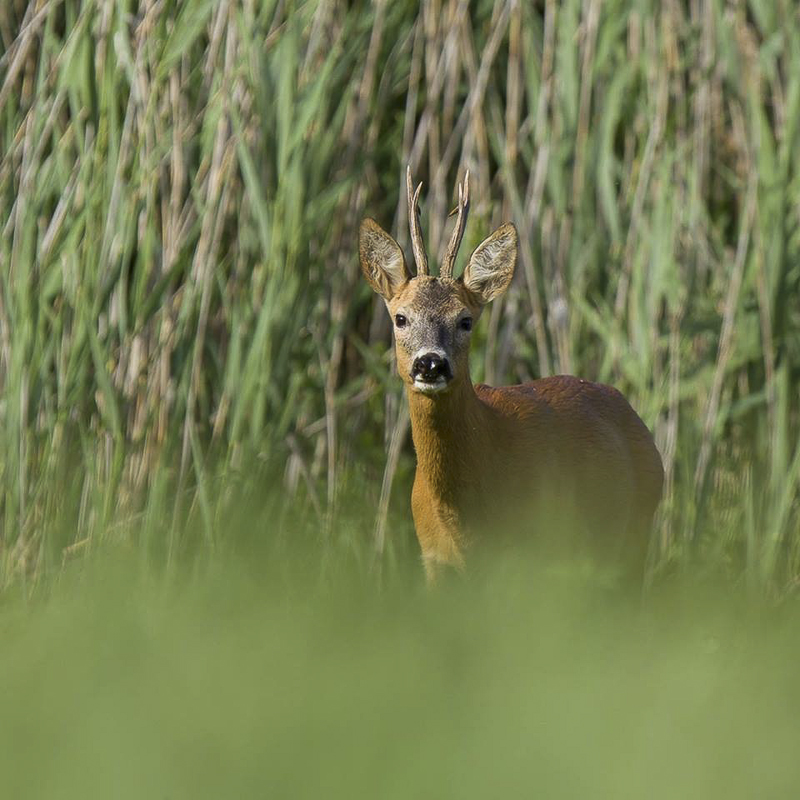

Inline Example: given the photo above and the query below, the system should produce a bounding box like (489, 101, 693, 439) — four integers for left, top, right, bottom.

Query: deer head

(359, 168, 517, 395)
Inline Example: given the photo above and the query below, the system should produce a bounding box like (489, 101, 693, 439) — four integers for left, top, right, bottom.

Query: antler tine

(440, 170, 470, 279)
(406, 166, 428, 276)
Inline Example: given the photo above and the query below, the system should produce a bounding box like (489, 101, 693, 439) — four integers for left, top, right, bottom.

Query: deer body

(360, 170, 663, 583)
(408, 375, 663, 582)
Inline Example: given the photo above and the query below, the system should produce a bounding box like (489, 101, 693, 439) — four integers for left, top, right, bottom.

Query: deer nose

(411, 353, 452, 382)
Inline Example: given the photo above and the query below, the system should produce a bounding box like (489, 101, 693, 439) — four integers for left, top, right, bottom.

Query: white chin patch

(412, 378, 449, 395)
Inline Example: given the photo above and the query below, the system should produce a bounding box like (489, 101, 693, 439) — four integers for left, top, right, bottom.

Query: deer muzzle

(411, 352, 453, 392)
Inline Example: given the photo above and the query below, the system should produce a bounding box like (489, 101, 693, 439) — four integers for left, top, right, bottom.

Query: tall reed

(1, 0, 798, 589)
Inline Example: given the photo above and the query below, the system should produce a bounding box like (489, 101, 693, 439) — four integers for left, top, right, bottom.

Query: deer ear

(461, 223, 517, 305)
(359, 218, 410, 301)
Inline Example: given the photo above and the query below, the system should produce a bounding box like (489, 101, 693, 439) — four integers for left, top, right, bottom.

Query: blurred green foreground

(2, 547, 799, 800)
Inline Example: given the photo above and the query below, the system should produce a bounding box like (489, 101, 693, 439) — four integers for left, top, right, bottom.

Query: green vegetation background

(1, 1, 800, 795)
(2, 0, 800, 585)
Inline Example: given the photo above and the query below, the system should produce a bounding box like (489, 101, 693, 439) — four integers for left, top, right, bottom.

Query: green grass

(1, 0, 799, 591)
(1, 0, 799, 588)
(1, 1, 800, 792)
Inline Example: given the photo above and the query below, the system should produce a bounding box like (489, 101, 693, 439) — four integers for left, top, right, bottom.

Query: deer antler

(440, 170, 470, 279)
(406, 166, 428, 276)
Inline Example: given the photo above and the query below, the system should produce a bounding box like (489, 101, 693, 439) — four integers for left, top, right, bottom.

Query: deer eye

(459, 317, 473, 331)
(394, 314, 408, 328)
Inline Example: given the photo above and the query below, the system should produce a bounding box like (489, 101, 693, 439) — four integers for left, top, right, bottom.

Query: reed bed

(1, 0, 799, 590)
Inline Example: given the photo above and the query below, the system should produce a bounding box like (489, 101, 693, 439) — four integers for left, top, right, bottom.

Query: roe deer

(360, 168, 664, 584)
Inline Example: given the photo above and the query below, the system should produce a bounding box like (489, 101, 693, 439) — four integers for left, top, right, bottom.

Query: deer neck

(406, 378, 490, 503)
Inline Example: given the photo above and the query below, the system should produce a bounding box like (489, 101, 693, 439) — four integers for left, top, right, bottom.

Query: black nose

(411, 353, 452, 382)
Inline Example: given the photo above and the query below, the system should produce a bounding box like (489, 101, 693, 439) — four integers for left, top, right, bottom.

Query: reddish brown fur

(408, 375, 663, 582)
